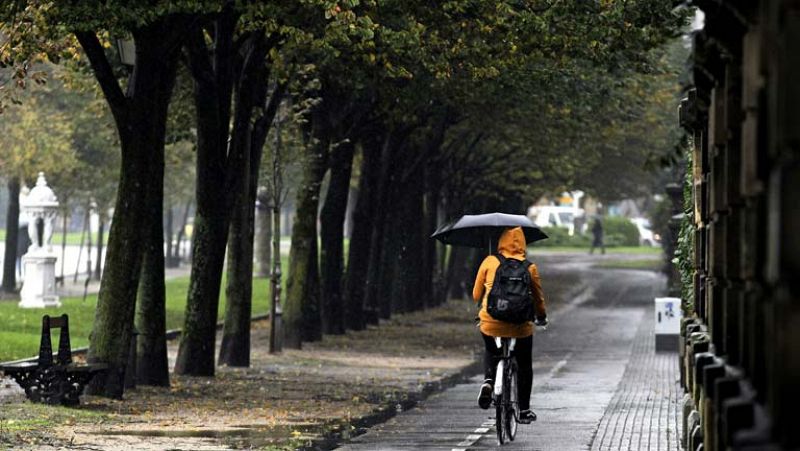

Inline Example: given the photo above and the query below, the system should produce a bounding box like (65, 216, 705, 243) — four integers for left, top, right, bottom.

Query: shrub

(536, 226, 591, 247)
(602, 216, 640, 246)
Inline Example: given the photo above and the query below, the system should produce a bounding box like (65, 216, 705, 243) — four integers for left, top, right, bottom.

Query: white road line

(474, 427, 490, 433)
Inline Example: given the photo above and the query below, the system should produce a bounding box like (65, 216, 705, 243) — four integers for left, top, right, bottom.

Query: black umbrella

(430, 213, 548, 250)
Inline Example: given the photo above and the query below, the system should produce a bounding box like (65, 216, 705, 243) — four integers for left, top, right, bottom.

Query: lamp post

(19, 173, 60, 308)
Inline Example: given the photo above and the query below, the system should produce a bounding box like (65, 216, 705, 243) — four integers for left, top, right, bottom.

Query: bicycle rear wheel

(506, 361, 519, 441)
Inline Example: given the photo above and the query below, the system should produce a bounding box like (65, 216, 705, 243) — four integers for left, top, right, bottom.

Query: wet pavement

(336, 253, 681, 451)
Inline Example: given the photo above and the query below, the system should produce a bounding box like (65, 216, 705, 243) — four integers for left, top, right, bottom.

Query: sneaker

(518, 409, 537, 424)
(477, 380, 493, 409)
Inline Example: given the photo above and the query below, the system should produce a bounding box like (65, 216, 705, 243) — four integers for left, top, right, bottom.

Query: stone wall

(679, 1, 800, 450)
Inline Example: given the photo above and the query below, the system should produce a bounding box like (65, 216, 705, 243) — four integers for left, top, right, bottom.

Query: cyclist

(472, 226, 548, 424)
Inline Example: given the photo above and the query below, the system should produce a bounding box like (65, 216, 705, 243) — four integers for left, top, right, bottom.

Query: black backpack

(486, 254, 534, 324)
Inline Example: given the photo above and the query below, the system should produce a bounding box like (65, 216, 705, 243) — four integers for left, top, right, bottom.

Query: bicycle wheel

(506, 360, 519, 441)
(496, 393, 506, 444)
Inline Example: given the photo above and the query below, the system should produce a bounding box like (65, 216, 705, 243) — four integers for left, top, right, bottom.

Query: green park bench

(0, 314, 107, 406)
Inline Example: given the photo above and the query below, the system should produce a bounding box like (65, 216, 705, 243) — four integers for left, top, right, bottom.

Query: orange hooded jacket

(472, 227, 547, 338)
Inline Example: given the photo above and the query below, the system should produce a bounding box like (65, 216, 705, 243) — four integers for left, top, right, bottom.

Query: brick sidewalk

(589, 309, 682, 451)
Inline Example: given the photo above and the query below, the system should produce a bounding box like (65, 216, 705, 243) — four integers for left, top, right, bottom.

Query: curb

(306, 359, 484, 450)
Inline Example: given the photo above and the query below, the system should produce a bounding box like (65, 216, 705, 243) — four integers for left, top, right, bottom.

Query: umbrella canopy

(431, 213, 548, 249)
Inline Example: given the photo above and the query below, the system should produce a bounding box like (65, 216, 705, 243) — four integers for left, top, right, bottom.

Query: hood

(497, 227, 527, 259)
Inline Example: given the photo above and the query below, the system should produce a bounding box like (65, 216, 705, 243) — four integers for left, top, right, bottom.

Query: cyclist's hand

(534, 315, 549, 329)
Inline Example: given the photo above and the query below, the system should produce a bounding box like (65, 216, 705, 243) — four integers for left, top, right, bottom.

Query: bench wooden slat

(0, 362, 39, 371)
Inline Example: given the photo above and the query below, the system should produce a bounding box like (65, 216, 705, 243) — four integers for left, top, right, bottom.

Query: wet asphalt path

(336, 253, 668, 451)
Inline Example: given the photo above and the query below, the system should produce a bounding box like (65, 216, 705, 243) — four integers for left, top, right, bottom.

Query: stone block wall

(679, 1, 800, 449)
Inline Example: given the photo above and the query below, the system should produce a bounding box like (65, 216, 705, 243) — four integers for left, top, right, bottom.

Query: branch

(74, 31, 127, 118)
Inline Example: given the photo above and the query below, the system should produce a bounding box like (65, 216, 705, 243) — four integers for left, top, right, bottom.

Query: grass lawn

(0, 272, 278, 363)
(593, 258, 664, 271)
(529, 245, 663, 255)
(0, 228, 108, 247)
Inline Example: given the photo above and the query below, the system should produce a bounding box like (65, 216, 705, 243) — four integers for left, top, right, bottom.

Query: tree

(0, 87, 76, 293)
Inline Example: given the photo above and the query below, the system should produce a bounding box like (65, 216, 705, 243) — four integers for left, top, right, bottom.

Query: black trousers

(482, 333, 533, 410)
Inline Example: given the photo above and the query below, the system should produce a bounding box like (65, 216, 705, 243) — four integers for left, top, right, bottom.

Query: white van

(527, 206, 585, 236)
(630, 217, 660, 247)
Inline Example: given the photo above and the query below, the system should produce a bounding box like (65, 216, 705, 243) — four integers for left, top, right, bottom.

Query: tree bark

(343, 140, 381, 331)
(285, 136, 328, 348)
(320, 140, 355, 335)
(2, 178, 20, 293)
(79, 21, 183, 398)
(135, 139, 169, 387)
(175, 12, 238, 376)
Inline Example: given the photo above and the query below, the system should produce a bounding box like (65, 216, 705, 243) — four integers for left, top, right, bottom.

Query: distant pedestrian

(589, 216, 605, 255)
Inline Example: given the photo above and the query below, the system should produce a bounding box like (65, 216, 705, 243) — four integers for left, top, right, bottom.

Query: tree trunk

(285, 137, 328, 348)
(60, 211, 67, 283)
(219, 35, 273, 368)
(320, 141, 355, 335)
(164, 204, 176, 268)
(255, 186, 272, 277)
(175, 201, 191, 262)
(77, 21, 184, 398)
(391, 164, 425, 313)
(3, 177, 20, 293)
(344, 141, 381, 331)
(86, 205, 93, 280)
(175, 13, 238, 376)
(135, 140, 169, 387)
(219, 179, 253, 366)
(94, 213, 105, 280)
(422, 166, 441, 307)
(2, 178, 20, 293)
(73, 210, 87, 284)
(363, 133, 397, 323)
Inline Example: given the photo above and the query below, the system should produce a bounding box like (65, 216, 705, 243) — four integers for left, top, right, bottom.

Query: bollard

(693, 353, 715, 404)
(701, 362, 725, 451)
(714, 377, 742, 450)
(683, 394, 694, 448)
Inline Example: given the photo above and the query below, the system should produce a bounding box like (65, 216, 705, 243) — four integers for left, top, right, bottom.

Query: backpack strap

(493, 253, 507, 264)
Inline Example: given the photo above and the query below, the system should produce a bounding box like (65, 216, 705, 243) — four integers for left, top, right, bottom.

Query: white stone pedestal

(19, 253, 60, 308)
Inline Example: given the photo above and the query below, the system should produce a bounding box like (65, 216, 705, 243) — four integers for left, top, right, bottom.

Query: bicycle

(492, 319, 548, 445)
